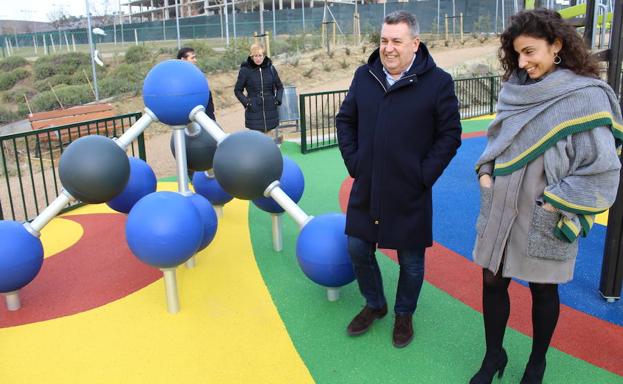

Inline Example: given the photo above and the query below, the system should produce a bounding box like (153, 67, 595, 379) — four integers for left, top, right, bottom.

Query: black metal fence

(299, 75, 501, 153)
(0, 112, 144, 222)
(299, 89, 347, 154)
(454, 75, 501, 118)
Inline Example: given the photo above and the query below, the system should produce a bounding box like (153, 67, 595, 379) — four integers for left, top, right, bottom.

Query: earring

(553, 53, 562, 65)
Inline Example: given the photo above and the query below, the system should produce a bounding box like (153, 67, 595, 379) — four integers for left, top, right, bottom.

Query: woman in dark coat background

(234, 43, 284, 134)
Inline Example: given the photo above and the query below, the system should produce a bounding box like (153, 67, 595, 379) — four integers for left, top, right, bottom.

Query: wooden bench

(29, 104, 116, 146)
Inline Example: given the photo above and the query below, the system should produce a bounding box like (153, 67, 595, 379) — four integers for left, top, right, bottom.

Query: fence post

(444, 14, 449, 43)
(299, 94, 307, 153)
(137, 132, 147, 161)
(489, 76, 495, 115)
(460, 13, 464, 44)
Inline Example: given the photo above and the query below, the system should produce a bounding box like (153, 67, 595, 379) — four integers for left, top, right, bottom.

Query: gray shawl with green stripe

(476, 69, 623, 242)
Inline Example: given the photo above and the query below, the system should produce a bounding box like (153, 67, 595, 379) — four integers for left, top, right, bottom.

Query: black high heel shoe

(469, 348, 508, 384)
(520, 359, 546, 384)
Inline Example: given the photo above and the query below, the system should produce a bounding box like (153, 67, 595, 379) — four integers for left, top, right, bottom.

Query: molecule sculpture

(0, 58, 352, 315)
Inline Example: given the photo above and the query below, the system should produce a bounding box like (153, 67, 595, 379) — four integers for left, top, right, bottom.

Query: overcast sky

(1, 0, 121, 22)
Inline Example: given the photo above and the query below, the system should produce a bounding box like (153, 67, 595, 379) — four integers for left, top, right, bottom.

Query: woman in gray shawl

(470, 9, 622, 384)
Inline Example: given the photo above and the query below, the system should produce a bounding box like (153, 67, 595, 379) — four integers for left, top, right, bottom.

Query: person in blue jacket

(336, 10, 461, 348)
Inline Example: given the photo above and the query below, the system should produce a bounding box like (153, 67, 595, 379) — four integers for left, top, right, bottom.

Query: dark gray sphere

(213, 131, 282, 200)
(169, 125, 217, 171)
(59, 135, 130, 203)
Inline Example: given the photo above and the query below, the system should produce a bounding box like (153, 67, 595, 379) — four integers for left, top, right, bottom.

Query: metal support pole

(271, 213, 283, 252)
(85, 0, 100, 101)
(327, 287, 340, 301)
(302, 0, 306, 34)
(175, 0, 181, 49)
(600, 0, 623, 302)
(4, 291, 21, 311)
(224, 0, 230, 46)
(161, 268, 180, 313)
(272, 0, 277, 37)
(172, 125, 196, 269)
(260, 0, 265, 34)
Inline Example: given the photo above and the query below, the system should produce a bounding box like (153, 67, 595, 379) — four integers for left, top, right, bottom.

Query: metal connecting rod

(189, 106, 228, 144)
(25, 190, 76, 236)
(115, 108, 157, 150)
(264, 181, 313, 229)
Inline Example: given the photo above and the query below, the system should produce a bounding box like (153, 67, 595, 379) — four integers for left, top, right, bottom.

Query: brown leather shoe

(392, 314, 414, 348)
(347, 305, 388, 336)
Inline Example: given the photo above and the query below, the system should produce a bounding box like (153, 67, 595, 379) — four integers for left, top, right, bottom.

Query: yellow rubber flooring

(0, 182, 314, 384)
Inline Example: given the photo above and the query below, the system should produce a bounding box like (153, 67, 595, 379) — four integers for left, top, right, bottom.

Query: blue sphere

(253, 156, 305, 214)
(0, 221, 44, 293)
(187, 193, 218, 251)
(107, 157, 157, 214)
(296, 213, 355, 288)
(126, 191, 203, 268)
(192, 171, 233, 206)
(143, 60, 210, 125)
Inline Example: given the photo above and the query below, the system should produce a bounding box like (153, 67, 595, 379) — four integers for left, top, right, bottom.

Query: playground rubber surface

(0, 120, 621, 383)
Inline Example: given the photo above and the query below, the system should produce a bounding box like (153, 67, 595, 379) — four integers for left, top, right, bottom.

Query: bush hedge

(0, 56, 28, 72)
(0, 68, 31, 91)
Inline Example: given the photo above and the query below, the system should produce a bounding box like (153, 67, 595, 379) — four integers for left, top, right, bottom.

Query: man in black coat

(177, 47, 217, 121)
(336, 11, 461, 348)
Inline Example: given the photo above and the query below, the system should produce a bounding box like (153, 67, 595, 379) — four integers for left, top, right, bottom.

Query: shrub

(125, 45, 152, 64)
(0, 56, 28, 72)
(99, 77, 141, 98)
(110, 63, 150, 84)
(3, 86, 37, 104)
(33, 53, 92, 80)
(368, 31, 381, 47)
(30, 84, 93, 113)
(340, 59, 349, 69)
(0, 68, 30, 91)
(33, 74, 73, 91)
(0, 105, 19, 124)
(303, 68, 314, 78)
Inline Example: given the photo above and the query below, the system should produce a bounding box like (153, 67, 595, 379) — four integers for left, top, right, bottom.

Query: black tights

(482, 268, 560, 363)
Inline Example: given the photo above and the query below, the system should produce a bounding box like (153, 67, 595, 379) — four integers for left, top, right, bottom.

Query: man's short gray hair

(383, 11, 420, 37)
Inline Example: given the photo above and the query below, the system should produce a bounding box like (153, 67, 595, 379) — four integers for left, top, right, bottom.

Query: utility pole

(85, 0, 100, 101)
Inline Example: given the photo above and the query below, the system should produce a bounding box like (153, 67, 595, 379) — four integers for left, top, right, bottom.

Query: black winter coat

(234, 56, 284, 131)
(336, 44, 462, 249)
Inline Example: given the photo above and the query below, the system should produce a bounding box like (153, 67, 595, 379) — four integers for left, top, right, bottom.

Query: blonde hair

(249, 43, 265, 57)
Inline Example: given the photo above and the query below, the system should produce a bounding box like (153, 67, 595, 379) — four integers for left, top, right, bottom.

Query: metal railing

(299, 89, 348, 154)
(454, 75, 501, 119)
(0, 112, 144, 222)
(299, 75, 501, 153)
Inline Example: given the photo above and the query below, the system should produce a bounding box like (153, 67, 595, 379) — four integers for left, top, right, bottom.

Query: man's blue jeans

(347, 236, 426, 315)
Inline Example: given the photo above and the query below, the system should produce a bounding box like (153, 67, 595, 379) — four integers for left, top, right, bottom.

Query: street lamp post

(85, 0, 100, 101)
(175, 0, 181, 49)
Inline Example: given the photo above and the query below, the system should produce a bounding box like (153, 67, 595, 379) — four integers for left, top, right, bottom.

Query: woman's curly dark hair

(499, 8, 599, 80)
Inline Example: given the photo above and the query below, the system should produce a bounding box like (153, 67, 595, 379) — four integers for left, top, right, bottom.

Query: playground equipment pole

(601, 0, 623, 302)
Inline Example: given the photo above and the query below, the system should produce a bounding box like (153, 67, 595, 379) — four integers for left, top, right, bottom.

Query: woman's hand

(542, 202, 558, 213)
(479, 174, 493, 188)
